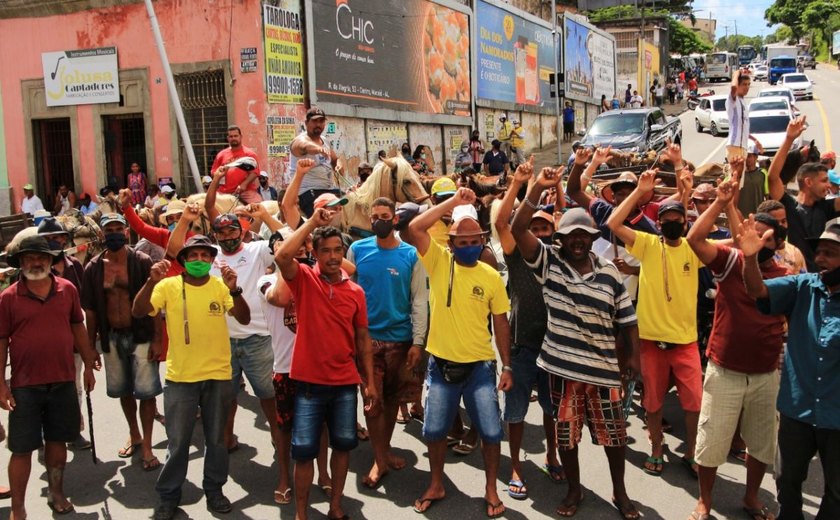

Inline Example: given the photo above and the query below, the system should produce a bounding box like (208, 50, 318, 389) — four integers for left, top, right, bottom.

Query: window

(175, 70, 228, 185)
(712, 99, 726, 111)
(33, 118, 73, 201)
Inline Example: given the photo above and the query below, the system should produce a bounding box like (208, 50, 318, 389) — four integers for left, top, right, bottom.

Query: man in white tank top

(54, 184, 76, 216)
(289, 107, 340, 217)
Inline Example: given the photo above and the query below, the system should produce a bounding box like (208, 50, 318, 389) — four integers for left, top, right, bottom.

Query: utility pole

(638, 0, 647, 105)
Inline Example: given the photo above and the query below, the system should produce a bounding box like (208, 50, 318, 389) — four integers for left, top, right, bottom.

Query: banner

(564, 16, 616, 104)
(366, 122, 408, 154)
(42, 47, 119, 107)
(476, 1, 554, 109)
(310, 0, 471, 116)
(267, 116, 299, 157)
(264, 2, 305, 104)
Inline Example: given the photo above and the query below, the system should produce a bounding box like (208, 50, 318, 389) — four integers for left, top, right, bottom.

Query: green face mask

(184, 260, 212, 278)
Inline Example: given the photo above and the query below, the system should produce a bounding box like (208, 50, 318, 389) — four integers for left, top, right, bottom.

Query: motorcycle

(687, 89, 716, 110)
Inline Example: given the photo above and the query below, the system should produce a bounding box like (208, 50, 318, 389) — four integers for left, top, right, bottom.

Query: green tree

(586, 5, 711, 55)
(765, 0, 817, 40)
(715, 35, 765, 52)
(801, 1, 840, 55)
(670, 18, 714, 54)
(764, 25, 794, 44)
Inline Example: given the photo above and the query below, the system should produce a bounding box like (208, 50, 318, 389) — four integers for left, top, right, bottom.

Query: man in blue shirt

(563, 102, 575, 142)
(346, 197, 428, 489)
(741, 216, 840, 520)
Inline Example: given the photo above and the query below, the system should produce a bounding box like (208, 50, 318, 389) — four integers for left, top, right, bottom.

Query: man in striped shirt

(512, 166, 641, 520)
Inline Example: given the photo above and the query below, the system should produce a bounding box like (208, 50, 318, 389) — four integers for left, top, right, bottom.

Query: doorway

(32, 118, 74, 205)
(103, 114, 146, 189)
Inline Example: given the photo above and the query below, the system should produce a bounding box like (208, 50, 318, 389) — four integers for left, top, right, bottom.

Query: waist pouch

(657, 341, 680, 351)
(433, 356, 479, 384)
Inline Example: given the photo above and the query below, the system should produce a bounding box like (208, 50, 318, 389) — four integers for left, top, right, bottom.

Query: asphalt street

(0, 67, 834, 520)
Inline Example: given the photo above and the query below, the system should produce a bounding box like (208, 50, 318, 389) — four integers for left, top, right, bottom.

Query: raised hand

(452, 187, 477, 206)
(297, 158, 316, 175)
(716, 178, 738, 204)
(637, 169, 658, 193)
(213, 165, 228, 181)
(574, 147, 593, 166)
(734, 215, 774, 257)
(150, 260, 171, 283)
(535, 167, 561, 189)
(246, 203, 268, 218)
(786, 116, 807, 140)
(662, 140, 683, 165)
(592, 146, 612, 166)
(220, 263, 238, 290)
(729, 156, 745, 185)
(513, 156, 534, 184)
(182, 202, 201, 223)
(118, 189, 132, 209)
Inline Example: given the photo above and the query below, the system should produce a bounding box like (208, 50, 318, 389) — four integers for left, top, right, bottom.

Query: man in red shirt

(0, 236, 99, 519)
(211, 125, 261, 204)
(686, 178, 787, 520)
(275, 208, 379, 520)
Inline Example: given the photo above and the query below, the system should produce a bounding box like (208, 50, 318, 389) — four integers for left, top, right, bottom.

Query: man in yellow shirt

(132, 235, 250, 520)
(404, 187, 513, 519)
(606, 158, 704, 480)
(509, 119, 525, 168)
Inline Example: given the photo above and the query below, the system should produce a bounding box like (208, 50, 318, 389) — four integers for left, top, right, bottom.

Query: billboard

(309, 0, 471, 117)
(264, 2, 305, 104)
(475, 0, 555, 110)
(563, 16, 616, 104)
(834, 30, 840, 55)
(41, 47, 119, 107)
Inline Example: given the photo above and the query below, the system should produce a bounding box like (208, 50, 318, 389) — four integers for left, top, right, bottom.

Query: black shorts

(563, 121, 574, 134)
(8, 382, 80, 453)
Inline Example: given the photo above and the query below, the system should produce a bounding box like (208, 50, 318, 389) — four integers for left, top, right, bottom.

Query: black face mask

(660, 220, 684, 240)
(296, 254, 315, 267)
(218, 237, 242, 254)
(402, 147, 410, 154)
(371, 219, 394, 239)
(822, 265, 840, 287)
(757, 247, 776, 264)
(539, 235, 554, 245)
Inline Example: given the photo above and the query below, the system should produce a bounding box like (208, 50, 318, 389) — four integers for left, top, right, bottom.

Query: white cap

(451, 204, 479, 224)
(201, 175, 213, 184)
(259, 170, 269, 178)
(160, 185, 175, 194)
(747, 141, 760, 155)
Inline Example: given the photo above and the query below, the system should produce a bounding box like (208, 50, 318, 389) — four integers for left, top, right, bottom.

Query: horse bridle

(390, 166, 424, 204)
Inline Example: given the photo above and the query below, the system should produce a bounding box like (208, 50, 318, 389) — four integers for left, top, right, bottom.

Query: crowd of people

(1, 104, 838, 520)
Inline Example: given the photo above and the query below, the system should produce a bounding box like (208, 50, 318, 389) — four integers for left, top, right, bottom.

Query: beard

(22, 266, 49, 281)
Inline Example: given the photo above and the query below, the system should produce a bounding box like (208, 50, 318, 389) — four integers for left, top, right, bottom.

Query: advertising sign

(310, 0, 471, 116)
(366, 122, 408, 154)
(834, 30, 840, 55)
(267, 116, 299, 157)
(41, 47, 119, 107)
(240, 47, 257, 73)
(563, 16, 616, 104)
(264, 2, 305, 104)
(476, 0, 555, 109)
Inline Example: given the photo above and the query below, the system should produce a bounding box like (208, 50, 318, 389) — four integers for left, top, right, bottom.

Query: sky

(689, 0, 778, 41)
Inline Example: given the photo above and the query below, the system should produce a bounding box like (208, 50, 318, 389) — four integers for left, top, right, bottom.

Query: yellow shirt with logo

(511, 126, 525, 149)
(626, 230, 701, 344)
(420, 240, 510, 363)
(150, 275, 234, 382)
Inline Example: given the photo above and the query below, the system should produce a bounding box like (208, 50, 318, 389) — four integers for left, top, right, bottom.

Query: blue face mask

(168, 222, 177, 232)
(452, 244, 482, 265)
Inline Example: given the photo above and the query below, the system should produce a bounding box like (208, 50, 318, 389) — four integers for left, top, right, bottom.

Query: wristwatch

(229, 286, 244, 297)
(501, 365, 513, 373)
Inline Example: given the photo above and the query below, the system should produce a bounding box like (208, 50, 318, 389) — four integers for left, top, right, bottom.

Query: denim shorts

(8, 382, 80, 453)
(291, 382, 358, 461)
(501, 346, 552, 423)
(102, 331, 162, 400)
(422, 356, 503, 444)
(231, 334, 274, 399)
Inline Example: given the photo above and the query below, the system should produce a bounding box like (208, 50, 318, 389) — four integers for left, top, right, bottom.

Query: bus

(705, 52, 738, 82)
(737, 45, 757, 66)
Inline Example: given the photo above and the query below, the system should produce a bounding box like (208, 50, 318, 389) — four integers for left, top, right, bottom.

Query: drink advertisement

(564, 15, 616, 105)
(476, 0, 555, 110)
(309, 0, 471, 117)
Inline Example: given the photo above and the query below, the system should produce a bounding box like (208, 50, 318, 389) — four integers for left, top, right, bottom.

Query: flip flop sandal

(507, 479, 527, 500)
(612, 498, 641, 519)
(396, 412, 411, 425)
(118, 440, 141, 458)
(688, 511, 711, 520)
(555, 493, 584, 517)
(730, 448, 748, 462)
(743, 505, 775, 520)
(47, 500, 75, 515)
(273, 488, 292, 505)
(452, 441, 477, 455)
(413, 496, 444, 514)
(643, 456, 664, 476)
(540, 463, 566, 482)
(357, 426, 370, 441)
(486, 500, 506, 518)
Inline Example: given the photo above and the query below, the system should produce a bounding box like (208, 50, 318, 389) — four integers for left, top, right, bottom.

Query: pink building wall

(0, 0, 270, 210)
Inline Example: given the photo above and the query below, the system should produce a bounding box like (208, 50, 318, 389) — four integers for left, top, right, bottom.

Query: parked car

(798, 54, 816, 69)
(578, 108, 682, 153)
(694, 95, 729, 136)
(749, 96, 797, 118)
(749, 108, 801, 155)
(753, 65, 768, 81)
(779, 73, 814, 100)
(758, 86, 797, 107)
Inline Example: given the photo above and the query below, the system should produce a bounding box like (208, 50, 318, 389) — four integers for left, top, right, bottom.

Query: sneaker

(153, 502, 178, 520)
(68, 434, 92, 450)
(206, 492, 232, 514)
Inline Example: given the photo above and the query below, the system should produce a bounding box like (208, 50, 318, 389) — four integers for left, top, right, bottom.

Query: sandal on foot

(682, 457, 699, 479)
(118, 439, 141, 458)
(452, 441, 477, 455)
(555, 494, 583, 517)
(142, 456, 162, 471)
(612, 499, 640, 519)
(0, 487, 9, 499)
(396, 412, 411, 424)
(688, 511, 711, 520)
(743, 506, 775, 520)
(319, 483, 333, 498)
(643, 456, 664, 476)
(47, 500, 75, 515)
(540, 463, 566, 482)
(486, 500, 506, 518)
(273, 488, 292, 505)
(357, 425, 369, 441)
(507, 479, 527, 500)
(413, 496, 444, 514)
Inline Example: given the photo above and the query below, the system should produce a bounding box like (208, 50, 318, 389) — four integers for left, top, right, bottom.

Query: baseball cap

(212, 213, 242, 232)
(807, 217, 840, 249)
(531, 210, 554, 225)
(160, 185, 175, 194)
(100, 213, 127, 228)
(448, 205, 486, 237)
(358, 162, 372, 171)
(658, 200, 687, 218)
(23, 183, 34, 191)
(829, 169, 840, 185)
(201, 175, 213, 185)
(821, 151, 836, 161)
(177, 235, 218, 267)
(555, 208, 600, 237)
(395, 202, 428, 231)
(313, 193, 348, 210)
(747, 141, 760, 155)
(491, 139, 502, 148)
(225, 156, 257, 172)
(431, 177, 457, 197)
(691, 183, 717, 201)
(259, 170, 269, 178)
(306, 106, 326, 121)
(451, 204, 479, 224)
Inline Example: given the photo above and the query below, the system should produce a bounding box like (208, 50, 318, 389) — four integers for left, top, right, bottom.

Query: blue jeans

(155, 379, 233, 504)
(291, 382, 358, 461)
(422, 356, 503, 443)
(501, 345, 552, 423)
(230, 334, 274, 399)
